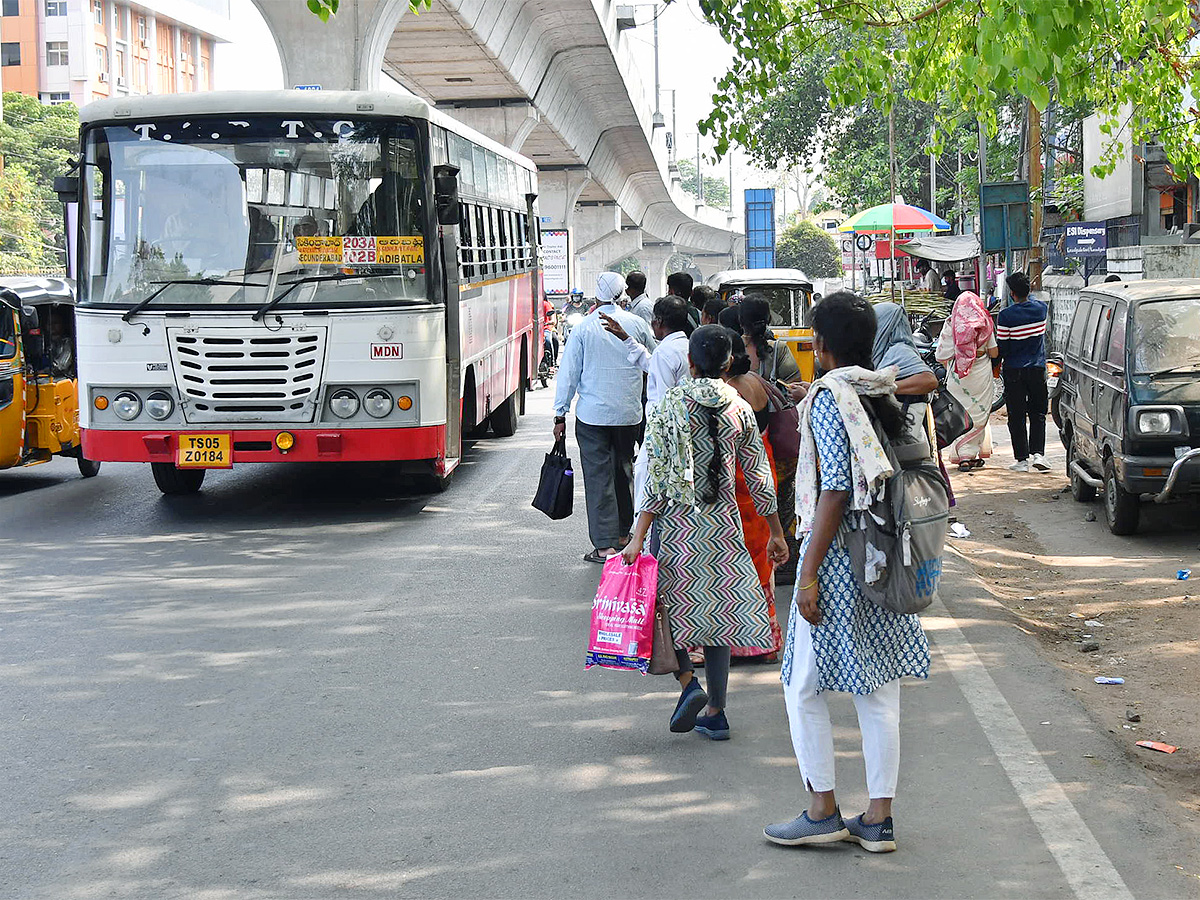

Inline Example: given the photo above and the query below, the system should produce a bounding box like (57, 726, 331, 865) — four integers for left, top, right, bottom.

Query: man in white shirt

(601, 294, 693, 510)
(625, 270, 654, 325)
(554, 271, 656, 562)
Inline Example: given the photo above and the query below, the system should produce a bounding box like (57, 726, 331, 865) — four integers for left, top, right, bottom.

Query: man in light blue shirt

(554, 271, 655, 562)
(625, 270, 655, 325)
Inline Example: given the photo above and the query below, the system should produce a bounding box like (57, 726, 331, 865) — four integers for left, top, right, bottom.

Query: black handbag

(532, 437, 574, 520)
(931, 389, 973, 450)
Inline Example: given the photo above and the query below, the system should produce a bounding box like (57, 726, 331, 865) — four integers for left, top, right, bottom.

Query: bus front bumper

(82, 426, 447, 465)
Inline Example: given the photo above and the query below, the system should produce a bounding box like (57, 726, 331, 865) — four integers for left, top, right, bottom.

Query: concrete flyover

(250, 0, 743, 295)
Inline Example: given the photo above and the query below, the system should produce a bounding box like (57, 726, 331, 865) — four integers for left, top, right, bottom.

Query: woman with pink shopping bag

(622, 326, 789, 740)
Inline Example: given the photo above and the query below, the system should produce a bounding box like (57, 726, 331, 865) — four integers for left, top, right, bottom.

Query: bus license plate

(177, 433, 233, 468)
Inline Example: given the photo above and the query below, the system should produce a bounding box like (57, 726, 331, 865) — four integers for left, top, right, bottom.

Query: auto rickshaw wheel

(151, 462, 206, 495)
(77, 457, 101, 478)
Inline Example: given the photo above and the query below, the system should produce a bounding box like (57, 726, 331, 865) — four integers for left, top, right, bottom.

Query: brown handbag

(648, 600, 679, 675)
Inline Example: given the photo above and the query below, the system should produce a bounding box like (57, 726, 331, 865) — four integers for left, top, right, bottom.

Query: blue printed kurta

(782, 390, 931, 694)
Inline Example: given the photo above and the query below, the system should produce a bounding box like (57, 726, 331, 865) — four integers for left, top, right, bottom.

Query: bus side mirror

(53, 175, 79, 204)
(434, 165, 460, 226)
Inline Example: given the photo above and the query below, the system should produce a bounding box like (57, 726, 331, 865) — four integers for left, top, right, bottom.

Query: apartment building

(0, 0, 231, 106)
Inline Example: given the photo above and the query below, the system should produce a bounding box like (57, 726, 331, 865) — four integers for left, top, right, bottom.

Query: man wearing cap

(554, 271, 656, 563)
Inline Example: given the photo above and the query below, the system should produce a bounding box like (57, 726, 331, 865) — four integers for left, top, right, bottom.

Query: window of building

(44, 0, 65, 14)
(42, 91, 70, 104)
(93, 0, 102, 24)
(199, 58, 208, 87)
(2, 42, 21, 66)
(114, 48, 124, 79)
(137, 15, 145, 42)
(95, 46, 107, 73)
(2, 0, 20, 17)
(137, 59, 147, 86)
(46, 40, 68, 66)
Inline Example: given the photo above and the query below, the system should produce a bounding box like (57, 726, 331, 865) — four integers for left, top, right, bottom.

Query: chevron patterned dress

(644, 394, 778, 649)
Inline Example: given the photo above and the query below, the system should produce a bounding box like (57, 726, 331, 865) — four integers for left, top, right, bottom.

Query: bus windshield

(81, 116, 430, 309)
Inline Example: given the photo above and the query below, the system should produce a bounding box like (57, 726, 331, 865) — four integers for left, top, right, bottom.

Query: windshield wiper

(251, 272, 398, 322)
(121, 277, 242, 323)
(1148, 360, 1200, 377)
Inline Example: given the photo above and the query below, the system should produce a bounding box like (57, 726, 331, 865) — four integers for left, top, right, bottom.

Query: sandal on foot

(583, 549, 614, 563)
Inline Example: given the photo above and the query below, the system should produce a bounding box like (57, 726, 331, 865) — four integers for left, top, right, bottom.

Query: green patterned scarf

(643, 376, 741, 508)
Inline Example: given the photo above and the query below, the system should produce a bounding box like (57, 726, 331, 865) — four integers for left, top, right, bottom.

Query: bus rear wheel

(77, 457, 101, 478)
(490, 388, 520, 437)
(152, 462, 206, 495)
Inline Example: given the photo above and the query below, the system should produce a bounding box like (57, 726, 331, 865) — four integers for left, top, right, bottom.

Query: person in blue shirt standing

(554, 271, 656, 562)
(996, 272, 1051, 472)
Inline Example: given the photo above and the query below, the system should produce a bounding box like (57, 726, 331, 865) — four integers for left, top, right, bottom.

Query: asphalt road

(2, 384, 1198, 899)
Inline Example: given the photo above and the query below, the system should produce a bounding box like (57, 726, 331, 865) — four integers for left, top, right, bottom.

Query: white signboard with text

(542, 230, 570, 294)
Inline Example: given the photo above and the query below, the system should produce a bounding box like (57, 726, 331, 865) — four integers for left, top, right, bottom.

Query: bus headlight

(144, 391, 175, 421)
(363, 388, 393, 418)
(329, 389, 359, 419)
(112, 391, 142, 421)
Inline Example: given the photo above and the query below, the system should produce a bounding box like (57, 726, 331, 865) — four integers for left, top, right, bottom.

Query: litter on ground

(1135, 740, 1178, 754)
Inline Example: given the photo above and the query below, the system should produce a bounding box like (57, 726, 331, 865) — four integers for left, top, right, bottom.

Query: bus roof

(79, 90, 537, 173)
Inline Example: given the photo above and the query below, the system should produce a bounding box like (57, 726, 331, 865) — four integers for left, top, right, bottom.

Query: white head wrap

(595, 271, 625, 305)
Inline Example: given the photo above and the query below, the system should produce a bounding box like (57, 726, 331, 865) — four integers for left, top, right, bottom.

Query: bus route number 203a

(176, 433, 233, 469)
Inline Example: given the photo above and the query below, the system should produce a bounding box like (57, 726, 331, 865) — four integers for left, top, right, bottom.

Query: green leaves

(697, 0, 1200, 182)
(306, 0, 338, 22)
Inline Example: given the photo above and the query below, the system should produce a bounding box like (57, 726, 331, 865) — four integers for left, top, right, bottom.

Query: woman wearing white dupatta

(765, 292, 930, 854)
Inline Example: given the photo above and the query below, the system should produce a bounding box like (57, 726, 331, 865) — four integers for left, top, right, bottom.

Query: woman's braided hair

(689, 325, 733, 504)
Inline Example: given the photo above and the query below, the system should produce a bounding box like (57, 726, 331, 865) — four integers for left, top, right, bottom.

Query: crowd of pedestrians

(551, 267, 1047, 853)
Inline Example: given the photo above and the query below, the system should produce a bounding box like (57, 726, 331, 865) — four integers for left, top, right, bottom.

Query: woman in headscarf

(871, 303, 938, 398)
(765, 291, 930, 853)
(935, 291, 998, 469)
(723, 330, 783, 660)
(740, 294, 804, 585)
(622, 326, 789, 741)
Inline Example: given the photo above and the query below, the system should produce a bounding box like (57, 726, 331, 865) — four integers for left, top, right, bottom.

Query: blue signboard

(1064, 221, 1107, 257)
(744, 188, 776, 269)
(294, 84, 322, 91)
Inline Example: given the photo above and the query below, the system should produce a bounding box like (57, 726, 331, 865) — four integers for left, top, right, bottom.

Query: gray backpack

(843, 407, 949, 615)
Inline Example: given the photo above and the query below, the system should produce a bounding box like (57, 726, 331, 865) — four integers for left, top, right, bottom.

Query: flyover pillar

(575, 227, 642, 296)
(637, 241, 676, 299)
(250, 0, 408, 90)
(692, 252, 735, 286)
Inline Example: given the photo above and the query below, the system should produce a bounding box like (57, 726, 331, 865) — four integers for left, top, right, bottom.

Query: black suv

(1058, 279, 1200, 534)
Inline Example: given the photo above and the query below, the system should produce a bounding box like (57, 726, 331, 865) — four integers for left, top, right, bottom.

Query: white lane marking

(926, 595, 1134, 900)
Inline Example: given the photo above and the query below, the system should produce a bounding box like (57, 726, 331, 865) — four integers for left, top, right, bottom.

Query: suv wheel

(1068, 440, 1096, 502)
(1103, 457, 1140, 535)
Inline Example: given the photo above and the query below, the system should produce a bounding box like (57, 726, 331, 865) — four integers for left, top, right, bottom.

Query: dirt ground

(946, 411, 1200, 822)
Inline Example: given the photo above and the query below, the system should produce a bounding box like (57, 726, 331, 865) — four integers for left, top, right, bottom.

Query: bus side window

(516, 212, 527, 270)
(498, 211, 509, 273)
(475, 206, 489, 278)
(460, 202, 474, 282)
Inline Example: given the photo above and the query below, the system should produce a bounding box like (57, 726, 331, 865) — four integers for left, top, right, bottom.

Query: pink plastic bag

(585, 553, 658, 674)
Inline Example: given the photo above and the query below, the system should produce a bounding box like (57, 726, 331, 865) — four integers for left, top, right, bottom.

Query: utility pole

(1029, 98, 1044, 290)
(696, 133, 703, 205)
(888, 104, 897, 299)
(978, 114, 988, 296)
(670, 89, 677, 164)
(929, 124, 936, 216)
(652, 9, 662, 129)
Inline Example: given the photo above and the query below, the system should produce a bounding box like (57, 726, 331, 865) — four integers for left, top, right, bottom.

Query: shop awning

(899, 233, 980, 262)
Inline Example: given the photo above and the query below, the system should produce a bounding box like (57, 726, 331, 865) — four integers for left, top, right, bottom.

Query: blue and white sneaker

(843, 814, 896, 853)
(669, 677, 708, 733)
(694, 711, 730, 740)
(763, 809, 849, 846)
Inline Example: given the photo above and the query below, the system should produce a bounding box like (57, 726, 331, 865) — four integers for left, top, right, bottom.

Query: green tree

(0, 167, 49, 270)
(776, 220, 841, 278)
(676, 159, 730, 209)
(699, 0, 1199, 182)
(0, 92, 79, 269)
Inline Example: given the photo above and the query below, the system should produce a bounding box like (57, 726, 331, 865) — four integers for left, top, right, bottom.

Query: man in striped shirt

(996, 272, 1050, 472)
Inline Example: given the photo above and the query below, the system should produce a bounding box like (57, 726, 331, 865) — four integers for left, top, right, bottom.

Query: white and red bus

(68, 91, 542, 493)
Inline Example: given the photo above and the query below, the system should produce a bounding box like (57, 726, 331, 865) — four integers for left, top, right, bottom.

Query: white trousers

(633, 441, 649, 513)
(782, 616, 901, 798)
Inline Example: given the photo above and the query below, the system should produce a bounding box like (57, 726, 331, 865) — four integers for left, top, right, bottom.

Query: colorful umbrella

(837, 203, 951, 234)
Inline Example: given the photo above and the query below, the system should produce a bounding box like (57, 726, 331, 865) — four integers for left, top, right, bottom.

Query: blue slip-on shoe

(763, 809, 850, 847)
(694, 711, 730, 741)
(842, 814, 896, 853)
(669, 677, 708, 733)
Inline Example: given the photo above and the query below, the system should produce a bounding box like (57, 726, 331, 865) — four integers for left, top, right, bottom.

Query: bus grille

(168, 327, 327, 424)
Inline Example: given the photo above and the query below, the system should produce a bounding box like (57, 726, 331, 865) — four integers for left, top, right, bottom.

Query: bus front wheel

(152, 462, 206, 495)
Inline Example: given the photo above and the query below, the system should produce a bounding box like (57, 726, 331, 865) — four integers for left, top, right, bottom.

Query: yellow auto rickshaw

(706, 268, 818, 381)
(0, 277, 100, 478)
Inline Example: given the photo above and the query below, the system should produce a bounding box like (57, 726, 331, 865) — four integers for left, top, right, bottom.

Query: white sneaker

(1030, 454, 1051, 472)
(1009, 460, 1030, 472)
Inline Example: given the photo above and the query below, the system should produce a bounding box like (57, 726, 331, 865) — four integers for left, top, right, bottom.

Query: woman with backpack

(764, 291, 930, 853)
(622, 326, 789, 741)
